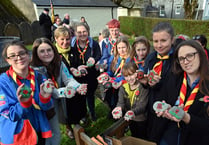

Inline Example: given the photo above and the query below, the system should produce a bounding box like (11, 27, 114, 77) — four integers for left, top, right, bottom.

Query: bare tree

(183, 0, 198, 19)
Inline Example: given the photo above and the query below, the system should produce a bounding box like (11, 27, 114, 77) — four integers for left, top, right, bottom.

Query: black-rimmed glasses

(178, 52, 198, 64)
(7, 51, 28, 60)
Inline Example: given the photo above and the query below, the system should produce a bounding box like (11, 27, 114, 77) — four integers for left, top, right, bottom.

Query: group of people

(0, 15, 209, 145)
(39, 8, 89, 42)
(97, 20, 209, 145)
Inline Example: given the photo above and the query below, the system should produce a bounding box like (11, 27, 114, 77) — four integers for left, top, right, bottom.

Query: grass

(60, 88, 115, 145)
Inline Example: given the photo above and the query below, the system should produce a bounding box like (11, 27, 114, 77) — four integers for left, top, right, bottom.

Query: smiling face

(109, 28, 120, 39)
(135, 42, 148, 60)
(178, 45, 200, 76)
(153, 31, 173, 56)
(37, 43, 54, 66)
(76, 25, 88, 42)
(124, 71, 138, 86)
(117, 42, 128, 58)
(6, 45, 30, 72)
(55, 35, 71, 49)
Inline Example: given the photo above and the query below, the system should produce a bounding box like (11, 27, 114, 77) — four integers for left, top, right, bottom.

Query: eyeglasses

(7, 51, 28, 60)
(178, 52, 198, 64)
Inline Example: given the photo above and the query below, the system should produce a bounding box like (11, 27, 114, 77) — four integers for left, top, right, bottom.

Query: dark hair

(173, 40, 209, 95)
(31, 37, 61, 79)
(2, 40, 28, 59)
(130, 36, 150, 60)
(122, 61, 138, 77)
(152, 22, 174, 39)
(192, 34, 207, 49)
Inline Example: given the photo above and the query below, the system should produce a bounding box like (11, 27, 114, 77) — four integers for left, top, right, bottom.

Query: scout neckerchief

(109, 37, 116, 55)
(114, 57, 126, 77)
(51, 76, 58, 88)
(133, 56, 144, 68)
(55, 43, 71, 65)
(7, 66, 40, 110)
(123, 83, 140, 107)
(204, 49, 208, 60)
(152, 54, 169, 76)
(76, 38, 89, 64)
(179, 72, 199, 112)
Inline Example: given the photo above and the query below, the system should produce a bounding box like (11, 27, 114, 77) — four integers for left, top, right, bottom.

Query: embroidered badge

(0, 95, 6, 106)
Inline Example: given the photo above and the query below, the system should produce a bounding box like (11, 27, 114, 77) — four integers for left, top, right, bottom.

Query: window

(159, 5, 165, 17)
(175, 4, 181, 15)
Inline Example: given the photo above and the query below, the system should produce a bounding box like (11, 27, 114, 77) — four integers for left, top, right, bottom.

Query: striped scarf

(76, 38, 89, 63)
(152, 54, 169, 76)
(179, 72, 199, 112)
(7, 66, 40, 110)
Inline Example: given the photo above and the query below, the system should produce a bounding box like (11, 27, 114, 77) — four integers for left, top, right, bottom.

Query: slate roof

(32, 0, 118, 7)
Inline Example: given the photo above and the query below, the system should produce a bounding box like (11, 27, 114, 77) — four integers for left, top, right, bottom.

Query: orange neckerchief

(76, 38, 89, 63)
(152, 54, 169, 76)
(7, 66, 40, 110)
(179, 72, 199, 112)
(109, 37, 117, 55)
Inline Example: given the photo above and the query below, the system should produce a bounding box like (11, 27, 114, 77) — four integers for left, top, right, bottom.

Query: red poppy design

(203, 96, 209, 102)
(135, 90, 140, 95)
(68, 90, 71, 95)
(23, 90, 28, 94)
(128, 112, 133, 115)
(47, 83, 50, 88)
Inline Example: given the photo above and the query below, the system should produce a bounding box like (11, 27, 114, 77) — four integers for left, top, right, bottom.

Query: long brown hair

(130, 36, 150, 60)
(173, 40, 209, 95)
(31, 38, 61, 79)
(110, 36, 131, 72)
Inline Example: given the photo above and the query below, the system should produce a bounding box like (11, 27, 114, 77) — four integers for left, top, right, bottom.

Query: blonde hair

(54, 26, 71, 39)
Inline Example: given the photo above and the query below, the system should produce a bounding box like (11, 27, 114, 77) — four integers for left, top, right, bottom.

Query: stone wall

(0, 20, 43, 45)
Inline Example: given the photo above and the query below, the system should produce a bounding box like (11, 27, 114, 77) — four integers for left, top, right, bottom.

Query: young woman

(0, 40, 53, 145)
(156, 40, 209, 145)
(70, 22, 101, 122)
(144, 22, 175, 143)
(102, 36, 131, 119)
(31, 38, 87, 141)
(130, 36, 150, 71)
(112, 61, 149, 139)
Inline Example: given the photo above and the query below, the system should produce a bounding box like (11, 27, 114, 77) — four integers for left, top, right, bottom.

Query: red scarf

(76, 38, 89, 63)
(51, 76, 58, 88)
(109, 37, 116, 55)
(7, 66, 40, 110)
(179, 72, 199, 112)
(152, 54, 169, 76)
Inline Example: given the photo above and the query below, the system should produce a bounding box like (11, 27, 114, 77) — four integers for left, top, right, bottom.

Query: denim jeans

(45, 105, 61, 145)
